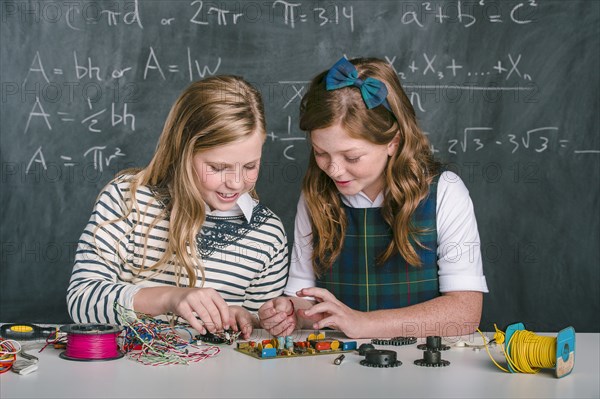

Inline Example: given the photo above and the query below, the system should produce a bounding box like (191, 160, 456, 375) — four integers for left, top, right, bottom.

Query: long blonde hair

(299, 58, 440, 276)
(95, 76, 266, 287)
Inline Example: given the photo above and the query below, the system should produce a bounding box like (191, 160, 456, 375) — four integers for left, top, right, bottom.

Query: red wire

(0, 355, 16, 373)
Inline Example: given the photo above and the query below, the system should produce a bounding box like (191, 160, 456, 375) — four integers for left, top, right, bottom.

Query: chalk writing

(76, 0, 143, 29)
(266, 115, 306, 161)
(25, 146, 126, 174)
(272, 1, 354, 31)
(7, 0, 599, 175)
(22, 48, 221, 83)
(4, 1, 356, 30)
(190, 1, 244, 26)
(386, 53, 533, 82)
(24, 97, 52, 134)
(439, 126, 570, 155)
(83, 146, 126, 172)
(398, 1, 537, 28)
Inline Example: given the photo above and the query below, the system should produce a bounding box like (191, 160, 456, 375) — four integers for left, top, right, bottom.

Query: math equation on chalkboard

(1, 0, 598, 176)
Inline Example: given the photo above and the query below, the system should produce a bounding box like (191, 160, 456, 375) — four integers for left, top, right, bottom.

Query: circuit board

(234, 333, 358, 360)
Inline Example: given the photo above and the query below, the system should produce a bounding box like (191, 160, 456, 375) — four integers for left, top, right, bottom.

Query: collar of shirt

(340, 191, 384, 208)
(204, 192, 257, 222)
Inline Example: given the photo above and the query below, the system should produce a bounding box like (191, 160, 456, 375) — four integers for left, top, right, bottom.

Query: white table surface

(1, 330, 598, 399)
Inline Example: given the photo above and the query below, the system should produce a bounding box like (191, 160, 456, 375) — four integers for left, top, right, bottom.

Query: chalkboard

(1, 0, 598, 333)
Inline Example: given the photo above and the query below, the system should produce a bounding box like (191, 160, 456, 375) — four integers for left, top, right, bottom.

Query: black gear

(417, 335, 450, 351)
(414, 359, 450, 367)
(360, 359, 403, 368)
(359, 349, 402, 368)
(414, 349, 451, 367)
(358, 343, 375, 355)
(372, 337, 417, 346)
(417, 343, 450, 350)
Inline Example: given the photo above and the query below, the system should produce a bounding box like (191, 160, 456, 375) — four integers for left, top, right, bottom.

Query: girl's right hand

(258, 298, 297, 337)
(163, 287, 230, 335)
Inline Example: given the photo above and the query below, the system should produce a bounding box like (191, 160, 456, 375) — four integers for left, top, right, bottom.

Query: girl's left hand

(296, 287, 368, 339)
(228, 306, 256, 339)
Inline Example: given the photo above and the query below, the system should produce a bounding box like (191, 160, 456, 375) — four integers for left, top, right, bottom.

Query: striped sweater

(66, 177, 289, 325)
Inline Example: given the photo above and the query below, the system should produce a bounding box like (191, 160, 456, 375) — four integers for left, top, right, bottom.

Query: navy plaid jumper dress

(316, 178, 440, 311)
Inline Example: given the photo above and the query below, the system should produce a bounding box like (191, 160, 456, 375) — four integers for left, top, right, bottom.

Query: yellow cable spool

(477, 323, 575, 378)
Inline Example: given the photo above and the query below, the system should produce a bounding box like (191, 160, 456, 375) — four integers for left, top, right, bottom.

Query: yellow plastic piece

(264, 344, 273, 349)
(271, 338, 279, 348)
(307, 333, 317, 341)
(11, 325, 33, 333)
(330, 340, 340, 350)
(316, 333, 325, 340)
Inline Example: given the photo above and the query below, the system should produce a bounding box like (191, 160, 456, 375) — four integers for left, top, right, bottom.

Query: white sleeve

(283, 193, 317, 296)
(437, 171, 489, 293)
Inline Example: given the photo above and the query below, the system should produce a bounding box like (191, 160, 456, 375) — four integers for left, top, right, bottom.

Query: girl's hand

(165, 287, 230, 335)
(228, 306, 256, 339)
(297, 287, 368, 339)
(258, 298, 297, 337)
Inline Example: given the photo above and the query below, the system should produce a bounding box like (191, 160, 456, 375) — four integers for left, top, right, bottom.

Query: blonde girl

(67, 76, 288, 338)
(259, 57, 488, 338)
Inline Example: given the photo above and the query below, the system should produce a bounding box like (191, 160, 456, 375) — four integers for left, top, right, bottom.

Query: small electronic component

(196, 329, 240, 345)
(342, 341, 357, 351)
(334, 354, 345, 365)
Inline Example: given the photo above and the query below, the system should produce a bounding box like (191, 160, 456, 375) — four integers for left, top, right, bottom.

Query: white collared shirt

(285, 171, 489, 296)
(204, 192, 257, 222)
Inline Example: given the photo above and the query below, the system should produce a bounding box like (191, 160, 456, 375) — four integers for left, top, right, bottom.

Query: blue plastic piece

(504, 322, 525, 373)
(342, 341, 357, 351)
(555, 326, 576, 378)
(261, 348, 277, 358)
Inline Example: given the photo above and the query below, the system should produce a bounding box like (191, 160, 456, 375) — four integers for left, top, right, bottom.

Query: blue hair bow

(325, 57, 391, 111)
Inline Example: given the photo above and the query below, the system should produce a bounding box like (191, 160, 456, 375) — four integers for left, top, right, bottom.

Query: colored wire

(39, 328, 67, 353)
(477, 324, 556, 374)
(505, 330, 556, 373)
(477, 326, 509, 372)
(0, 339, 20, 373)
(115, 303, 221, 366)
(0, 354, 16, 373)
